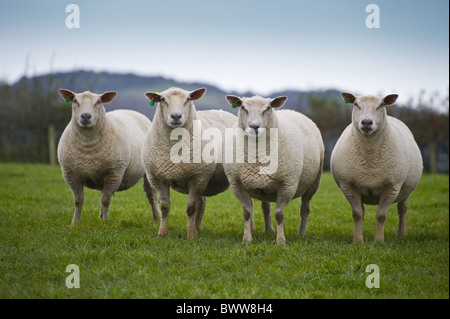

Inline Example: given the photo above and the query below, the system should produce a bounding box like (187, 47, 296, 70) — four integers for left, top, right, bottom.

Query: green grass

(0, 163, 448, 298)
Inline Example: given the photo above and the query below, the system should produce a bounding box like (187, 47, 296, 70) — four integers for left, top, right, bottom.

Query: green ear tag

(149, 99, 155, 106)
(64, 96, 71, 104)
(345, 97, 351, 104)
(231, 101, 238, 108)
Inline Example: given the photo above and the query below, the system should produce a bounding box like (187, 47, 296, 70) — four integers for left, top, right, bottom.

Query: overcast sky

(0, 0, 448, 104)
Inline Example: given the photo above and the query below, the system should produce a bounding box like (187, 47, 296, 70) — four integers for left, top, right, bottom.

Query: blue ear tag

(64, 96, 71, 103)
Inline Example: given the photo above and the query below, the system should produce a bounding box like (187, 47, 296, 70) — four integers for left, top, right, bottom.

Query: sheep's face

(341, 93, 398, 136)
(59, 90, 117, 129)
(145, 88, 206, 129)
(225, 95, 287, 137)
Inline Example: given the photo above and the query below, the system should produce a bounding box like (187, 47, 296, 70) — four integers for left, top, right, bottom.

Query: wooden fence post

(48, 124, 56, 165)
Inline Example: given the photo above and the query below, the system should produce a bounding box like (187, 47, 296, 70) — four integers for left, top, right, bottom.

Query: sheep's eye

(354, 102, 361, 109)
(72, 99, 78, 105)
(241, 106, 248, 113)
(262, 107, 270, 115)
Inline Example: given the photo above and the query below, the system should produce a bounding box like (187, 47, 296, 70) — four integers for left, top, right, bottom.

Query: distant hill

(12, 70, 342, 120)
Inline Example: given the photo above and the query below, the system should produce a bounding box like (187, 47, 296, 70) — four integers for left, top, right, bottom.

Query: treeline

(0, 74, 448, 173)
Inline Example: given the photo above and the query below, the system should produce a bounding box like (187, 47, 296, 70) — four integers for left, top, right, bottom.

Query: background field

(0, 164, 448, 299)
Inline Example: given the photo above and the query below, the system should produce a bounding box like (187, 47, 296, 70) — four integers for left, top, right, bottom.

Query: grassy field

(0, 163, 448, 299)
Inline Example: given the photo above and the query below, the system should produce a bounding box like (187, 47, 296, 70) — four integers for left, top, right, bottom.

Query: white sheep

(57, 89, 161, 224)
(223, 95, 324, 244)
(142, 87, 237, 238)
(330, 93, 423, 243)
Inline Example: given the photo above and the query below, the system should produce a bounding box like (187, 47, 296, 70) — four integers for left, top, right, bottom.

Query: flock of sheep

(57, 87, 423, 244)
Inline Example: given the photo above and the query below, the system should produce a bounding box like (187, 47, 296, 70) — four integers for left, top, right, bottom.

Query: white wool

(141, 87, 237, 238)
(57, 90, 160, 224)
(223, 95, 324, 244)
(330, 93, 423, 243)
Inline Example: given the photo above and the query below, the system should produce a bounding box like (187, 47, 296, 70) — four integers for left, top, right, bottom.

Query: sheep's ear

(225, 95, 242, 108)
(189, 88, 207, 101)
(341, 93, 356, 104)
(270, 96, 287, 109)
(100, 91, 117, 104)
(383, 94, 398, 106)
(145, 92, 162, 103)
(59, 89, 75, 102)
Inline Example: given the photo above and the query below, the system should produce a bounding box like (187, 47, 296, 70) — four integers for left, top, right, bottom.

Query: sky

(0, 0, 448, 105)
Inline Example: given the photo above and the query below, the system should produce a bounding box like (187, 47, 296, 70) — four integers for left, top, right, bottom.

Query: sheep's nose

(249, 123, 260, 132)
(361, 119, 373, 126)
(80, 112, 92, 120)
(170, 113, 182, 120)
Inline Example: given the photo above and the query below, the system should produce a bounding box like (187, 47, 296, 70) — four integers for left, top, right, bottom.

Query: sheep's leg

(261, 201, 274, 233)
(156, 182, 170, 237)
(194, 196, 206, 233)
(249, 199, 256, 231)
(375, 188, 400, 242)
(397, 199, 407, 237)
(298, 170, 322, 236)
(298, 197, 310, 236)
(242, 196, 254, 244)
(374, 202, 391, 243)
(62, 172, 84, 224)
(143, 175, 161, 221)
(69, 180, 84, 225)
(186, 191, 202, 239)
(229, 181, 254, 243)
(100, 184, 119, 220)
(274, 200, 288, 244)
(341, 184, 364, 243)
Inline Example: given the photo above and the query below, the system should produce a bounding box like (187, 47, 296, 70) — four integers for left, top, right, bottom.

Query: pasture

(0, 164, 448, 298)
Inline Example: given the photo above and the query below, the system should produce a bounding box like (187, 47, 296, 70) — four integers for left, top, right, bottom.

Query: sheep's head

(342, 93, 398, 136)
(145, 87, 206, 128)
(59, 89, 117, 128)
(225, 95, 287, 137)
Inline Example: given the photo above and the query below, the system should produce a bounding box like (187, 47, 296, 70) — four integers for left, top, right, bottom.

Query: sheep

(223, 95, 324, 244)
(330, 93, 423, 243)
(142, 87, 237, 238)
(57, 89, 161, 225)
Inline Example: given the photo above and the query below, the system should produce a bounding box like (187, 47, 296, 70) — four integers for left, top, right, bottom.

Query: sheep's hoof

(158, 228, 169, 237)
(297, 230, 306, 236)
(353, 238, 364, 244)
(374, 237, 385, 243)
(276, 238, 287, 246)
(265, 227, 275, 233)
(242, 234, 252, 245)
(396, 230, 407, 237)
(99, 213, 110, 219)
(187, 229, 198, 239)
